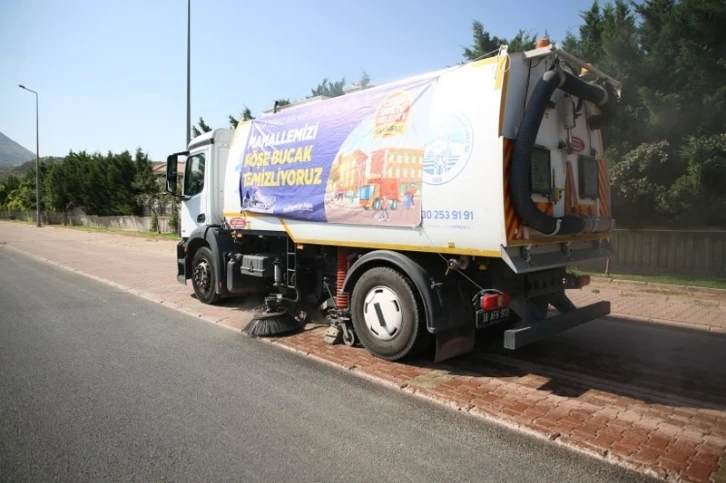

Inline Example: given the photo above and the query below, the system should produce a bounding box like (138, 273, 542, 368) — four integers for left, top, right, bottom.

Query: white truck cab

(173, 129, 234, 238)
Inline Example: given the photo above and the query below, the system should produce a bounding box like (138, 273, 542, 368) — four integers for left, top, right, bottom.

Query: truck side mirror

(166, 154, 178, 195)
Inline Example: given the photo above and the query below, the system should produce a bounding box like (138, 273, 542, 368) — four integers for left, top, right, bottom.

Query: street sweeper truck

(164, 41, 621, 362)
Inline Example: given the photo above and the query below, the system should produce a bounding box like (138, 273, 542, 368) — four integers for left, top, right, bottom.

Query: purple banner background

(237, 73, 439, 226)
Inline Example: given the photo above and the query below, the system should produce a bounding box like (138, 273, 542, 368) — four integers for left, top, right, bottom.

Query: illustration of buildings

(329, 145, 424, 209)
(368, 147, 423, 198)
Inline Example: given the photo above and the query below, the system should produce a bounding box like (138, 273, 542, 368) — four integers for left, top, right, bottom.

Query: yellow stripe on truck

(222, 212, 502, 258)
(278, 219, 502, 258)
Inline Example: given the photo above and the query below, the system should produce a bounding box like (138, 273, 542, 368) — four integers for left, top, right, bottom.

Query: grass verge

(578, 270, 726, 290)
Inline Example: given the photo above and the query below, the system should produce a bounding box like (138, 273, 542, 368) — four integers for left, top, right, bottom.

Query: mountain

(0, 131, 35, 167)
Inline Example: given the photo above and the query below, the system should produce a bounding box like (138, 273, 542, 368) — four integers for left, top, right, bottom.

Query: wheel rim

(362, 286, 403, 341)
(193, 258, 212, 294)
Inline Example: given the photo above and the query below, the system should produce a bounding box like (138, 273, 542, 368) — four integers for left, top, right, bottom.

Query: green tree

(0, 174, 21, 210)
(462, 21, 541, 61)
(524, 0, 726, 228)
(665, 134, 726, 227)
(105, 150, 138, 215)
(211, 73, 371, 131)
(43, 161, 71, 214)
(310, 78, 346, 98)
(229, 106, 256, 129)
(132, 147, 177, 230)
(191, 117, 212, 138)
(60, 150, 92, 214)
(6, 169, 39, 211)
(462, 21, 509, 60)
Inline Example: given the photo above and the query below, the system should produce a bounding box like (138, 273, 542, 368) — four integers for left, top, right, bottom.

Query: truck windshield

(184, 153, 206, 197)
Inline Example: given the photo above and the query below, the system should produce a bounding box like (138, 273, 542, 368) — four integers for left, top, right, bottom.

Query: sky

(0, 0, 591, 162)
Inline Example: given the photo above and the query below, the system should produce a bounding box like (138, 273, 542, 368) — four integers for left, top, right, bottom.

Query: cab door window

(184, 153, 206, 197)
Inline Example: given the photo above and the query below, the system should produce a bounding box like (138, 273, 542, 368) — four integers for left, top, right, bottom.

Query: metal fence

(573, 229, 726, 278)
(0, 211, 175, 234)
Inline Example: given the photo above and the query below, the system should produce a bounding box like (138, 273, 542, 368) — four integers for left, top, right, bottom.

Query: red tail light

(481, 293, 510, 310)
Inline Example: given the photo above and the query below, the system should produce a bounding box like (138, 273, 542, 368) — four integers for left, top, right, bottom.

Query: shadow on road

(404, 316, 726, 411)
(194, 289, 726, 412)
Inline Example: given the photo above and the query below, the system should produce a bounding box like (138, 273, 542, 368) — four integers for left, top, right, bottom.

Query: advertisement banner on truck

(237, 73, 443, 228)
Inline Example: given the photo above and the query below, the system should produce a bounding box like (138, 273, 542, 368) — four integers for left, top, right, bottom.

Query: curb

(604, 313, 726, 335)
(591, 276, 726, 297)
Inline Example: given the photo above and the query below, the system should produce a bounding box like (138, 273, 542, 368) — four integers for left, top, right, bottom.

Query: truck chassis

(176, 226, 606, 362)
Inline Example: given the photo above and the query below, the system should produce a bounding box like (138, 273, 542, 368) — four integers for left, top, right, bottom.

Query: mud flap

(434, 324, 476, 363)
(176, 240, 187, 284)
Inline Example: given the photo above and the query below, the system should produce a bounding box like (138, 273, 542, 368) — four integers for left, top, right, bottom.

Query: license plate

(476, 307, 510, 329)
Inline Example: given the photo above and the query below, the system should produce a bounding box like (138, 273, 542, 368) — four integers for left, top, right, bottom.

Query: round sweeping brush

(244, 309, 304, 338)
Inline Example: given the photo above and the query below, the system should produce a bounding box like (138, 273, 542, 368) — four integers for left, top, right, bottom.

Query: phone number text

(422, 210, 474, 221)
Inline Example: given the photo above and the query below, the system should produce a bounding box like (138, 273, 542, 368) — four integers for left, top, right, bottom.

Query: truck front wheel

(350, 266, 429, 361)
(191, 246, 221, 305)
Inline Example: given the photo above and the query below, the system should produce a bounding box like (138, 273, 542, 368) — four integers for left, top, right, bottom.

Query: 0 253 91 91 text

(422, 210, 474, 221)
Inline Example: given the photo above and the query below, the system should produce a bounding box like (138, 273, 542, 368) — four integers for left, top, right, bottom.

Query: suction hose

(510, 63, 617, 236)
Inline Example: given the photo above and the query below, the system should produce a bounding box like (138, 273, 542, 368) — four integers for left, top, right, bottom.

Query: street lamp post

(186, 0, 191, 148)
(178, 0, 191, 238)
(18, 84, 41, 228)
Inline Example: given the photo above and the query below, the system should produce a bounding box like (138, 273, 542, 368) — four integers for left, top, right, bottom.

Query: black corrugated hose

(509, 63, 617, 236)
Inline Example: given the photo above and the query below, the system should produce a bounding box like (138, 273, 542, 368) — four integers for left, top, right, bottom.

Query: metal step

(286, 237, 296, 289)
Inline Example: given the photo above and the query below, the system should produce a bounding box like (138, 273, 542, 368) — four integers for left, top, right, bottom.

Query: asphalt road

(0, 248, 657, 483)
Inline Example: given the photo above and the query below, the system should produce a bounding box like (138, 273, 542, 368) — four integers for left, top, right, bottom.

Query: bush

(150, 212, 159, 233)
(169, 209, 179, 234)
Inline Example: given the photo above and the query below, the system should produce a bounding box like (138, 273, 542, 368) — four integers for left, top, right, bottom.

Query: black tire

(372, 198, 382, 211)
(390, 200, 398, 210)
(191, 246, 221, 305)
(350, 266, 429, 361)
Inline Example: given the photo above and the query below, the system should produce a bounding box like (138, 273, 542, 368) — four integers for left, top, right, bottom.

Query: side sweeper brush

(243, 296, 306, 338)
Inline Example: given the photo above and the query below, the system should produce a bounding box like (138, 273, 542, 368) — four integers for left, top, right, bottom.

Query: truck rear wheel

(350, 266, 428, 361)
(191, 246, 221, 305)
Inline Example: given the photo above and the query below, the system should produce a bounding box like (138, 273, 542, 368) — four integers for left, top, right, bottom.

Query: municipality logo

(422, 112, 473, 185)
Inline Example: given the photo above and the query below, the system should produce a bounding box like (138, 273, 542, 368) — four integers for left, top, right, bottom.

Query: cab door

(180, 149, 209, 238)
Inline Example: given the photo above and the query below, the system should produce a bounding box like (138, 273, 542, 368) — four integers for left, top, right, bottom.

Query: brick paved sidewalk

(571, 281, 726, 333)
(2, 222, 725, 482)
